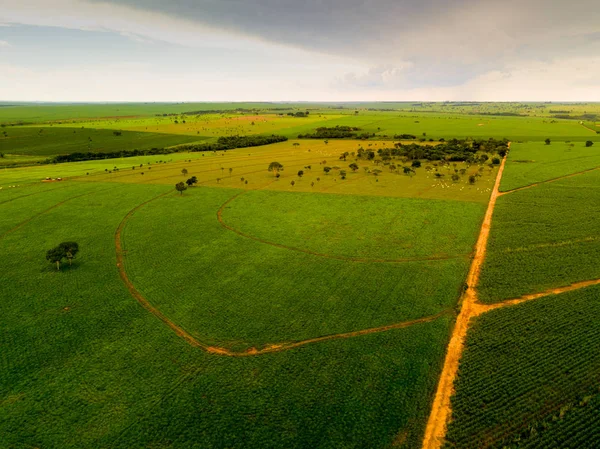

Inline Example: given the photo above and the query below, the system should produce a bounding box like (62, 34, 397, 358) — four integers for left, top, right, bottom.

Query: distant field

(0, 126, 202, 156)
(500, 141, 600, 191)
(444, 286, 600, 448)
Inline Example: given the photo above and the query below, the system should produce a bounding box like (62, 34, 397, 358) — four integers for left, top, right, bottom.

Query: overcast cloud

(0, 0, 598, 101)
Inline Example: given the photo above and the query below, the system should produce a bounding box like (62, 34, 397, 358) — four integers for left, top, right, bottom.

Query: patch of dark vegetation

(469, 112, 526, 117)
(356, 138, 509, 163)
(298, 126, 372, 139)
(47, 135, 288, 163)
(553, 114, 598, 121)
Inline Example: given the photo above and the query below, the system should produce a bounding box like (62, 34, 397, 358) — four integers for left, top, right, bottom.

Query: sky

(0, 0, 599, 101)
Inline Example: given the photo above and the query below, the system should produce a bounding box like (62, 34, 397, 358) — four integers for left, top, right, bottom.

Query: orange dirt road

(422, 153, 507, 449)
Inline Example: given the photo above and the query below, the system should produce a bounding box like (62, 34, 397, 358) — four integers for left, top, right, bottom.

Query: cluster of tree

(48, 135, 288, 164)
(552, 114, 598, 121)
(286, 111, 310, 117)
(467, 112, 526, 117)
(355, 138, 509, 163)
(298, 126, 368, 139)
(46, 242, 79, 271)
(394, 133, 417, 140)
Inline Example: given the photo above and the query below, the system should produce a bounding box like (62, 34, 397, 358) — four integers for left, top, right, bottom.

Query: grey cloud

(83, 0, 600, 88)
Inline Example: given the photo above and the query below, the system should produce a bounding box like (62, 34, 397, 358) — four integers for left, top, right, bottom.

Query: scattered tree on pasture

(181, 168, 188, 176)
(297, 170, 304, 178)
(229, 168, 233, 176)
(290, 181, 295, 187)
(186, 176, 198, 186)
(412, 160, 422, 168)
(268, 161, 284, 176)
(323, 166, 332, 174)
(451, 174, 460, 182)
(586, 141, 594, 147)
(545, 138, 551, 145)
(349, 163, 359, 172)
(175, 182, 187, 195)
(340, 170, 347, 180)
(469, 175, 477, 185)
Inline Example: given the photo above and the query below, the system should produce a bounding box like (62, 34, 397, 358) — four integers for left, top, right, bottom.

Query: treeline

(469, 112, 526, 117)
(356, 138, 509, 163)
(298, 126, 370, 139)
(553, 114, 598, 121)
(48, 135, 288, 163)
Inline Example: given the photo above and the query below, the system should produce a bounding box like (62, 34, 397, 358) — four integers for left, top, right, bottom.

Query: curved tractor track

(217, 192, 466, 265)
(115, 189, 451, 357)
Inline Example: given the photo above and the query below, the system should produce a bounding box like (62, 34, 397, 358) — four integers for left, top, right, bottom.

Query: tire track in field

(115, 189, 451, 357)
(217, 192, 467, 264)
(422, 149, 508, 449)
(0, 184, 72, 206)
(479, 277, 600, 314)
(0, 186, 116, 240)
(499, 164, 600, 196)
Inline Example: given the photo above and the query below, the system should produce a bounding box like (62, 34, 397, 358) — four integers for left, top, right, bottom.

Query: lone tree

(175, 182, 187, 195)
(46, 242, 79, 270)
(186, 176, 198, 186)
(268, 162, 284, 177)
(586, 141, 594, 147)
(181, 168, 188, 176)
(545, 138, 551, 145)
(60, 242, 79, 266)
(46, 246, 65, 271)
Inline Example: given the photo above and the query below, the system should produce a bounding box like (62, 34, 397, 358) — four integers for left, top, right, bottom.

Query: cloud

(0, 40, 11, 47)
(0, 0, 599, 100)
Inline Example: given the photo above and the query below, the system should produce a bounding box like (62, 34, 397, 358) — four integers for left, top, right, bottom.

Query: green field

(444, 286, 600, 448)
(2, 102, 600, 448)
(500, 141, 600, 192)
(480, 158, 600, 303)
(0, 126, 202, 157)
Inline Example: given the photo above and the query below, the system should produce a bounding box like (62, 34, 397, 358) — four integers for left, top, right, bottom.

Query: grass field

(500, 141, 600, 192)
(444, 286, 600, 448)
(0, 123, 488, 447)
(0, 126, 202, 156)
(3, 102, 600, 448)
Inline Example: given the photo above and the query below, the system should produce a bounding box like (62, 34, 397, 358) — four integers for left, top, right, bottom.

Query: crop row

(444, 285, 600, 448)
